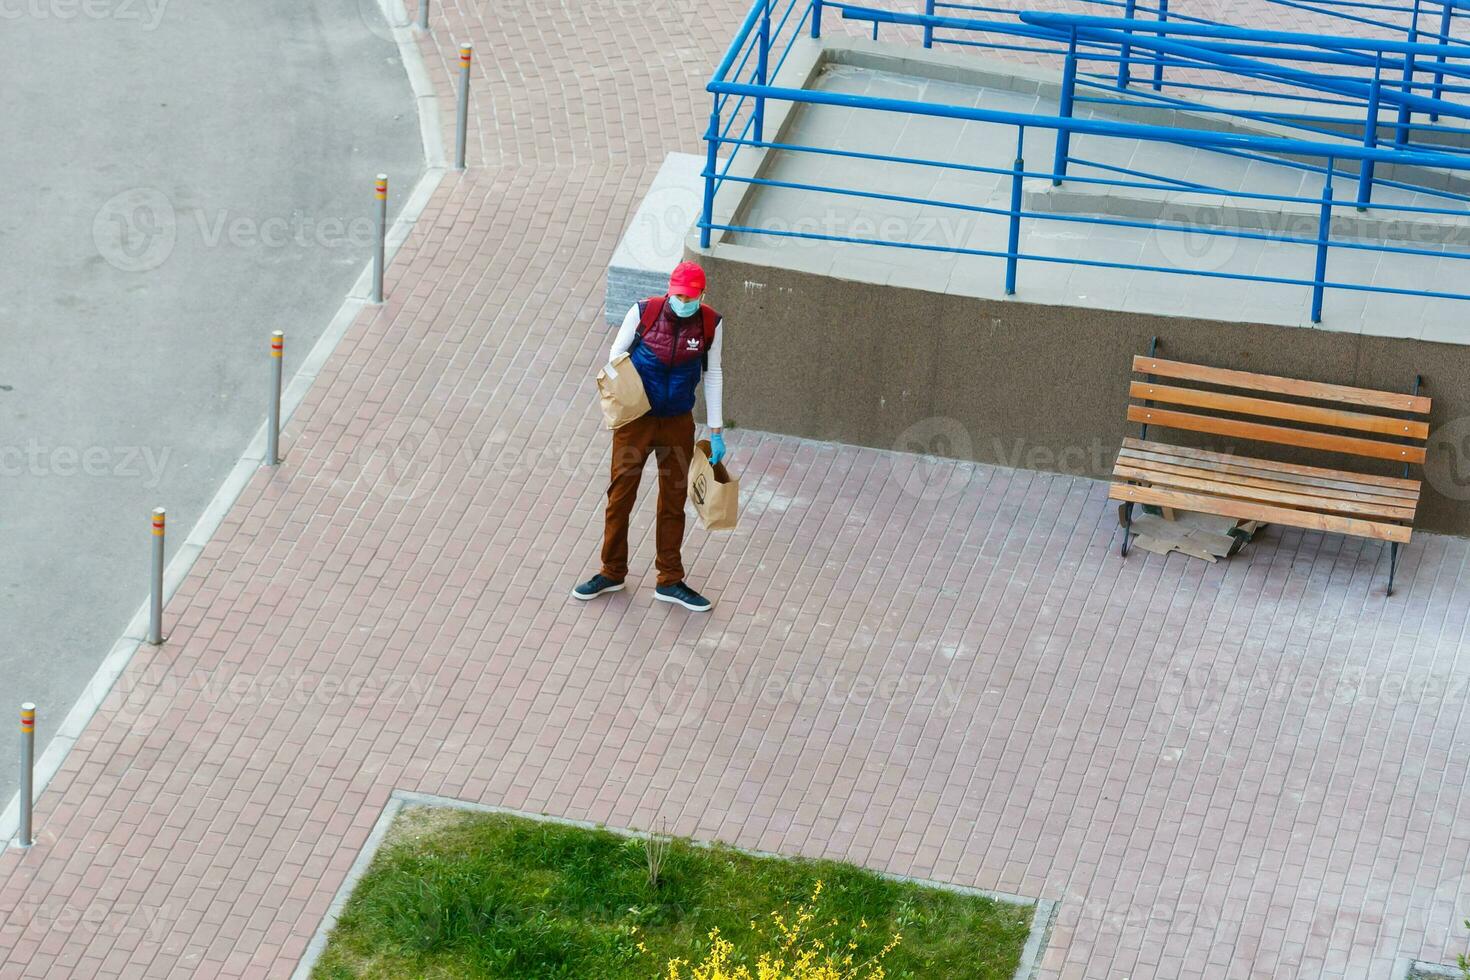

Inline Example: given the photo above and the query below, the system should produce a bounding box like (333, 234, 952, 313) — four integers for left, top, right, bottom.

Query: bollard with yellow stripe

(268, 332, 285, 465)
(18, 702, 35, 847)
(148, 508, 166, 645)
(372, 175, 389, 303)
(455, 43, 474, 171)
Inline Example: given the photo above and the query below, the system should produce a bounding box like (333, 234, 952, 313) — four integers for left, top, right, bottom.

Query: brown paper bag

(596, 352, 650, 429)
(688, 439, 740, 531)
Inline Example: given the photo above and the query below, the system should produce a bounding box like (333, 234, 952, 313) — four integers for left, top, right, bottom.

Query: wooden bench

(1111, 341, 1431, 595)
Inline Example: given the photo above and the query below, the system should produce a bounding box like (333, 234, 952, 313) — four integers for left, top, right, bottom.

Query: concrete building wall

(695, 251, 1470, 536)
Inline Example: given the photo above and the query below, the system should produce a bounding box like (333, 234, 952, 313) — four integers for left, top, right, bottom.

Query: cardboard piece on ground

(1126, 510, 1264, 563)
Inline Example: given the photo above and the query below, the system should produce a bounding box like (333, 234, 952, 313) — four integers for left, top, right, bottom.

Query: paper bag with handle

(596, 352, 651, 429)
(688, 439, 740, 531)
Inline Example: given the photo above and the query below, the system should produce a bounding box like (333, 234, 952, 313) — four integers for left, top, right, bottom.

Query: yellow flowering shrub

(662, 881, 900, 980)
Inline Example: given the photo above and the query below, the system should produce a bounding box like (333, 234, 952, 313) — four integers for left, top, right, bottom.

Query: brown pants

(601, 411, 695, 587)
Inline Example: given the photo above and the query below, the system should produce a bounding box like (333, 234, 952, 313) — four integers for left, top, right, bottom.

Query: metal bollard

(148, 508, 165, 645)
(268, 331, 284, 465)
(17, 704, 34, 848)
(455, 44, 472, 171)
(372, 174, 388, 304)
(417, 0, 429, 30)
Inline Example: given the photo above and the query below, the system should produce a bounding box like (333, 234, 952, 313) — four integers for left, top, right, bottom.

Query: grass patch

(312, 807, 1034, 979)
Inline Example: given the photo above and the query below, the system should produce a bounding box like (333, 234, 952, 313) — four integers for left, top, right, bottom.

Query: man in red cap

(574, 261, 725, 611)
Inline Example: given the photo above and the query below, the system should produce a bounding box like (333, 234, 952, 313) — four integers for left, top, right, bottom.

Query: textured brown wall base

(696, 253, 1470, 536)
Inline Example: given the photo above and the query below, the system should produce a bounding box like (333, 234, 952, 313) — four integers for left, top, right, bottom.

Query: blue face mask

(668, 295, 701, 318)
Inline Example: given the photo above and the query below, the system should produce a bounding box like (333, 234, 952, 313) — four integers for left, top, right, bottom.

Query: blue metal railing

(700, 0, 1470, 321)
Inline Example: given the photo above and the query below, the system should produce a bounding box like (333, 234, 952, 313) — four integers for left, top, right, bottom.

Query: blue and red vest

(630, 296, 720, 418)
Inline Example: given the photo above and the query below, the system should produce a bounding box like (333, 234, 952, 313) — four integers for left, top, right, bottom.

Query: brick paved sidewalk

(4, 2, 1470, 979)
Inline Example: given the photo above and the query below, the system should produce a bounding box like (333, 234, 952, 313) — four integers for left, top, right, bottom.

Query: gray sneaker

(572, 574, 625, 600)
(654, 581, 711, 612)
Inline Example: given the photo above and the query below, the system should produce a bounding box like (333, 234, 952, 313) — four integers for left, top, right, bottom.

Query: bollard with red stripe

(372, 175, 388, 303)
(17, 703, 34, 848)
(456, 44, 473, 171)
(268, 331, 284, 466)
(147, 508, 165, 645)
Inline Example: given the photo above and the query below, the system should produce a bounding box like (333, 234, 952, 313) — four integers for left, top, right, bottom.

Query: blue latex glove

(709, 432, 727, 465)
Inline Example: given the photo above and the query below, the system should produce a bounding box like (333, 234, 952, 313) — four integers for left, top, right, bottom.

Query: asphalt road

(0, 0, 423, 808)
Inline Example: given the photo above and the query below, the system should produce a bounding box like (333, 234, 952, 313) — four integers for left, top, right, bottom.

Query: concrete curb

(1395, 957, 1466, 979)
(293, 790, 1058, 980)
(1, 0, 445, 850)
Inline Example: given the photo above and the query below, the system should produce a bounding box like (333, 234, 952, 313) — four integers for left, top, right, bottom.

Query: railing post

(1006, 127, 1025, 295)
(1053, 29, 1078, 185)
(1152, 0, 1169, 91)
(811, 0, 822, 38)
(1311, 161, 1334, 324)
(1357, 56, 1383, 211)
(756, 0, 770, 143)
(1396, 0, 1423, 146)
(923, 0, 936, 48)
(701, 106, 720, 250)
(1117, 0, 1136, 89)
(1430, 1, 1453, 121)
(17, 704, 34, 849)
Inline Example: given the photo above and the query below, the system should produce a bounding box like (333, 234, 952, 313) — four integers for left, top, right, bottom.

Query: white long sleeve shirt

(610, 303, 724, 429)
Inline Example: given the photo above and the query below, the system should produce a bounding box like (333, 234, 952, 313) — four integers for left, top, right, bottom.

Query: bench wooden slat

(1127, 406, 1428, 464)
(1122, 438, 1422, 493)
(1132, 356, 1431, 414)
(1129, 382, 1430, 440)
(1109, 483, 1414, 543)
(1113, 463, 1418, 521)
(1114, 455, 1420, 513)
(1119, 444, 1420, 502)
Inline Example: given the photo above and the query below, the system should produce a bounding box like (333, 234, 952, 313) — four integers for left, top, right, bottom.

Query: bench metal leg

(1120, 502, 1134, 557)
(1387, 541, 1399, 597)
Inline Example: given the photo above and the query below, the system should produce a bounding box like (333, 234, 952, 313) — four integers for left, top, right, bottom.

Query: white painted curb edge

(1, 0, 446, 849)
(292, 790, 1058, 980)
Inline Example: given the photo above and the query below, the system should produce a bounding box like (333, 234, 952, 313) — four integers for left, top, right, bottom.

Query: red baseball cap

(668, 261, 707, 297)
